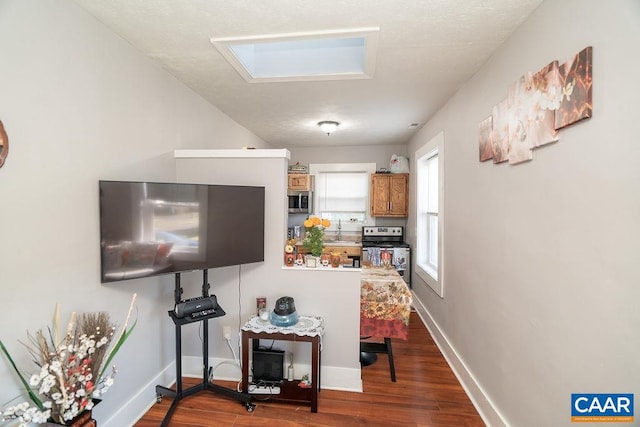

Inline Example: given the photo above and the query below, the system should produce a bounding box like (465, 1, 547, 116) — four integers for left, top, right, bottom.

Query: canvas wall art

(490, 99, 510, 163)
(528, 60, 560, 148)
(478, 116, 493, 162)
(507, 76, 534, 164)
(555, 46, 593, 130)
(479, 46, 592, 166)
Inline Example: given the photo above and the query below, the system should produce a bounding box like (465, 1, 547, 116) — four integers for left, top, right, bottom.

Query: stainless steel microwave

(288, 190, 312, 214)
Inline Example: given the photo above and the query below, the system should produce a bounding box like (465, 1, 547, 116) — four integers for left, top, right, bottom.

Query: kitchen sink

(324, 240, 361, 246)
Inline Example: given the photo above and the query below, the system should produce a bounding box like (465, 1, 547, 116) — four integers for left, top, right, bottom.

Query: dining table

(359, 265, 412, 381)
(360, 265, 412, 339)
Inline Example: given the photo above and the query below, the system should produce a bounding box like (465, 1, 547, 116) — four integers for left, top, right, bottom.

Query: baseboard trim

(412, 298, 507, 427)
(181, 355, 363, 393)
(98, 305, 502, 427)
(98, 361, 176, 427)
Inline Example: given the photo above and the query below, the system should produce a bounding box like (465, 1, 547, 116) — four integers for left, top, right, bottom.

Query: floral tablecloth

(360, 266, 412, 340)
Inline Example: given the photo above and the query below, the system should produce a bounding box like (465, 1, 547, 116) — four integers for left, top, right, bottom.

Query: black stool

(360, 337, 396, 382)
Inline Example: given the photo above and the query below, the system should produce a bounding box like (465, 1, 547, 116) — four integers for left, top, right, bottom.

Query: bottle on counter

(287, 353, 294, 381)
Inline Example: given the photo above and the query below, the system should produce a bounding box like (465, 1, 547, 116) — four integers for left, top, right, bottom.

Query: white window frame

(415, 131, 444, 297)
(309, 163, 376, 232)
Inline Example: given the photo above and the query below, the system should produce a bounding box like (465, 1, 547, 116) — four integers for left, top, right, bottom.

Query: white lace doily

(242, 314, 325, 339)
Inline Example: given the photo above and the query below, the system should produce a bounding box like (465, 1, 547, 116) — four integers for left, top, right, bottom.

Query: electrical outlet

(223, 326, 232, 340)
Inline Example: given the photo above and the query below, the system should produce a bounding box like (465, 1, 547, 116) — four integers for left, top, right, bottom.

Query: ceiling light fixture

(318, 121, 340, 135)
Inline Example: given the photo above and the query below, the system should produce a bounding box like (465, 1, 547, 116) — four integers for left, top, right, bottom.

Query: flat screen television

(99, 180, 265, 283)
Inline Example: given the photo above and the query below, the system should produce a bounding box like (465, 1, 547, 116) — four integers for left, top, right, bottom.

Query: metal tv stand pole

(155, 270, 255, 426)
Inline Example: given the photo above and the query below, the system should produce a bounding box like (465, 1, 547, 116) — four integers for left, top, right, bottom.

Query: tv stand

(155, 271, 255, 426)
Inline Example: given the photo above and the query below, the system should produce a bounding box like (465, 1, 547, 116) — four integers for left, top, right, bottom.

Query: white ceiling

(73, 0, 543, 148)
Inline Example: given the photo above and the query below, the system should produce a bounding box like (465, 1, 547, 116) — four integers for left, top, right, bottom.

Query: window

(309, 163, 376, 232)
(416, 132, 444, 297)
(211, 28, 379, 83)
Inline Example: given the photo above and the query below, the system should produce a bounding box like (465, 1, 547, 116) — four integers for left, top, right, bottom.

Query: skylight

(211, 28, 379, 83)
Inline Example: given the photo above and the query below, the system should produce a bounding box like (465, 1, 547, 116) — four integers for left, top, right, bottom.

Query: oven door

(393, 247, 410, 286)
(362, 244, 393, 267)
(362, 246, 386, 267)
(362, 246, 411, 286)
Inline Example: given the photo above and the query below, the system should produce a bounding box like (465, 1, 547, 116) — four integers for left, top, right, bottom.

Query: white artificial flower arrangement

(0, 294, 136, 426)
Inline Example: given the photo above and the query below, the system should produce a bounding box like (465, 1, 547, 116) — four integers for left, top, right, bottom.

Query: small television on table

(252, 349, 285, 384)
(99, 180, 265, 283)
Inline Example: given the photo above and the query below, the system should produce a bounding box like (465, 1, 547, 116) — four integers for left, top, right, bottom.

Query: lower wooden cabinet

(296, 244, 361, 265)
(324, 245, 361, 265)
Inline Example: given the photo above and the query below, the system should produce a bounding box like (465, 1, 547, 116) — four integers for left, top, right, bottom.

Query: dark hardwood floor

(135, 311, 485, 426)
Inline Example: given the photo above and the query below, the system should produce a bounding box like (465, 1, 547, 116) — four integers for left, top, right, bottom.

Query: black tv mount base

(155, 270, 255, 426)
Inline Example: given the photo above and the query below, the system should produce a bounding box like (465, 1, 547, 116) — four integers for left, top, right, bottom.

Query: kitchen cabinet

(370, 173, 409, 217)
(295, 243, 361, 265)
(324, 245, 361, 259)
(288, 173, 313, 191)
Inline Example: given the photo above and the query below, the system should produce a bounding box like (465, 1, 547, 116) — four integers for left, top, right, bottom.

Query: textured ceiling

(73, 0, 543, 148)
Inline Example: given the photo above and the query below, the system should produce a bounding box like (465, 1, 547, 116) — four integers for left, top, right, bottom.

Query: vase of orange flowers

(302, 216, 331, 261)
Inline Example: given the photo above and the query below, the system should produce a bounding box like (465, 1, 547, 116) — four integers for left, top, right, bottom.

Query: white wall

(287, 143, 409, 230)
(406, 1, 640, 426)
(287, 143, 407, 172)
(0, 1, 268, 425)
(175, 154, 363, 392)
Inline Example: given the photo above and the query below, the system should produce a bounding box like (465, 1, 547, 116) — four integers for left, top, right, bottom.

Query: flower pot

(305, 255, 318, 268)
(320, 253, 330, 267)
(45, 399, 101, 427)
(46, 400, 100, 427)
(64, 411, 95, 427)
(284, 252, 295, 267)
(330, 252, 341, 268)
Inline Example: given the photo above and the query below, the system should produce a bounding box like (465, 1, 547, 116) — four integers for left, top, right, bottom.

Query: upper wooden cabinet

(370, 173, 409, 217)
(288, 173, 313, 191)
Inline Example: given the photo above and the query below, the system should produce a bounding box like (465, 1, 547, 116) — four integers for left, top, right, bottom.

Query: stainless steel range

(361, 226, 411, 287)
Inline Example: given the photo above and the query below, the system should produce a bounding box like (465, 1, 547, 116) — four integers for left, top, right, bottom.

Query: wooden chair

(360, 337, 396, 382)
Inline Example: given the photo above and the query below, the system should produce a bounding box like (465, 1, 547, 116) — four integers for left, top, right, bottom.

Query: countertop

(282, 264, 361, 272)
(294, 240, 361, 248)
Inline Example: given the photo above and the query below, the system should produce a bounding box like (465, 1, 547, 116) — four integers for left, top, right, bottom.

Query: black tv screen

(99, 180, 265, 283)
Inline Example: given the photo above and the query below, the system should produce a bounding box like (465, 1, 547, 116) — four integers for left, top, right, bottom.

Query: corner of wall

(98, 362, 176, 427)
